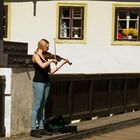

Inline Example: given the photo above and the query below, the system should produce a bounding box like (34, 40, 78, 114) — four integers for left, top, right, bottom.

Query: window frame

(112, 4, 140, 46)
(56, 3, 87, 44)
(58, 6, 84, 40)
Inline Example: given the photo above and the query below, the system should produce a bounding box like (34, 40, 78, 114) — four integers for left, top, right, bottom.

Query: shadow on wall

(12, 68, 34, 80)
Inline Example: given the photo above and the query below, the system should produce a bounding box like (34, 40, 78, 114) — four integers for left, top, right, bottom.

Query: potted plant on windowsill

(122, 28, 138, 39)
(73, 27, 79, 38)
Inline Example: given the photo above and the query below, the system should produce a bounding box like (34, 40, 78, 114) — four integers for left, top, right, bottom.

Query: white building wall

(7, 1, 140, 74)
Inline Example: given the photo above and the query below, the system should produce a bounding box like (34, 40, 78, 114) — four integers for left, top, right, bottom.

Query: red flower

(118, 32, 123, 39)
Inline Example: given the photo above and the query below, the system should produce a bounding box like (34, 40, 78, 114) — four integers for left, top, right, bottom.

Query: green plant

(129, 28, 138, 37)
(122, 28, 138, 37)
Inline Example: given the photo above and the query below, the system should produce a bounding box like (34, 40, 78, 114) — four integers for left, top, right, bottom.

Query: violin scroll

(64, 59, 72, 65)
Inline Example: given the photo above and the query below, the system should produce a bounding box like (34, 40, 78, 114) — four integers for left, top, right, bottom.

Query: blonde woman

(30, 39, 68, 138)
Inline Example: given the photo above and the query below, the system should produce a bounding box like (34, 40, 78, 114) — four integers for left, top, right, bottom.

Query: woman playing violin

(30, 39, 68, 138)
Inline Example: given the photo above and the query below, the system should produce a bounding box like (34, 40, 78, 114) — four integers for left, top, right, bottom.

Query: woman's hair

(35, 39, 49, 54)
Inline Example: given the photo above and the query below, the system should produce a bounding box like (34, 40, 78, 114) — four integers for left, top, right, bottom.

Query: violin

(43, 51, 72, 65)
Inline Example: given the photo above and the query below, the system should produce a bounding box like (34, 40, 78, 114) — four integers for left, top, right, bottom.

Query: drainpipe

(0, 0, 5, 137)
(0, 76, 6, 137)
(0, 0, 3, 53)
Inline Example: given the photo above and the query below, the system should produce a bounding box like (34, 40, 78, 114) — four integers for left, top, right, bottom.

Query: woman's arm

(49, 59, 68, 75)
(32, 54, 57, 68)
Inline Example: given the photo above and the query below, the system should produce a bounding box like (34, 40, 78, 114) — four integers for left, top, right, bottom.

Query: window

(56, 3, 87, 44)
(3, 5, 8, 38)
(59, 7, 84, 39)
(113, 5, 140, 45)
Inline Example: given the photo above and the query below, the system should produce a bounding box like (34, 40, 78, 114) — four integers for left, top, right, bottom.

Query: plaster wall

(7, 1, 140, 74)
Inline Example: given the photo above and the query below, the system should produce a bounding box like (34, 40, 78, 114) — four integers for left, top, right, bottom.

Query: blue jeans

(31, 82, 50, 130)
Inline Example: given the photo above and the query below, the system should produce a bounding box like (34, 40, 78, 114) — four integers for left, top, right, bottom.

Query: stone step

(47, 110, 140, 140)
(1, 110, 140, 140)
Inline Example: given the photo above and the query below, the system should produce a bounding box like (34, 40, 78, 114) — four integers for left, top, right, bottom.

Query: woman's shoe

(30, 130, 42, 138)
(39, 129, 53, 136)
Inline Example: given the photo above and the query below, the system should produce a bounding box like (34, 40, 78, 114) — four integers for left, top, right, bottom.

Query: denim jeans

(31, 82, 50, 130)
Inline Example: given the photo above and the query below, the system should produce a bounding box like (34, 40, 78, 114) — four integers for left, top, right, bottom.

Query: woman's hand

(49, 58, 70, 75)
(48, 59, 58, 65)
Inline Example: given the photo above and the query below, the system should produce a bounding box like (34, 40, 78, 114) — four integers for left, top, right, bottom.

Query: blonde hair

(35, 39, 49, 54)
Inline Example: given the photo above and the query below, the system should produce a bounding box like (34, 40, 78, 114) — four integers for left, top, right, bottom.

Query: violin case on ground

(44, 114, 77, 133)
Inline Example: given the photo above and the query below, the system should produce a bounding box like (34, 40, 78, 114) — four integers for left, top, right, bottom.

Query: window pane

(130, 11, 138, 19)
(72, 27, 79, 37)
(61, 9, 70, 17)
(73, 8, 82, 18)
(129, 20, 138, 28)
(72, 8, 83, 38)
(60, 8, 70, 38)
(61, 19, 70, 27)
(73, 19, 81, 27)
(118, 11, 127, 19)
(118, 21, 127, 29)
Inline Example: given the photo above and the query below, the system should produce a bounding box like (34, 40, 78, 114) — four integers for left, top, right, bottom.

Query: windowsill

(55, 38, 86, 44)
(111, 40, 140, 46)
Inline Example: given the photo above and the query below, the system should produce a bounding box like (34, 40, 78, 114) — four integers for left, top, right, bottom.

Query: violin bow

(54, 38, 57, 65)
(53, 38, 72, 65)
